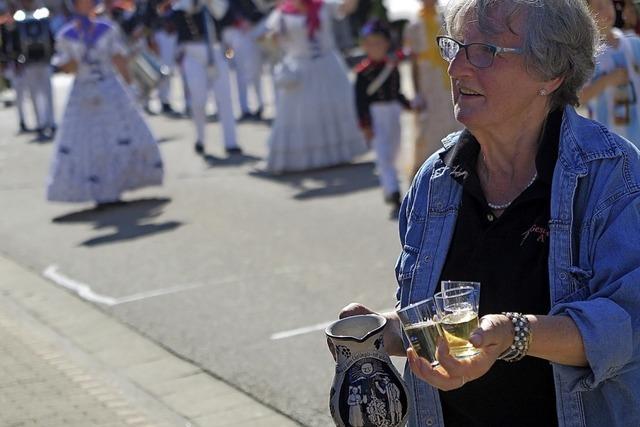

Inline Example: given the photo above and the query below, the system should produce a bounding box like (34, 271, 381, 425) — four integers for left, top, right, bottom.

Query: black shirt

(436, 109, 563, 427)
(354, 56, 410, 128)
(171, 9, 208, 43)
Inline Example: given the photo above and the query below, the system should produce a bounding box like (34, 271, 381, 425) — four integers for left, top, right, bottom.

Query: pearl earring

(539, 89, 548, 96)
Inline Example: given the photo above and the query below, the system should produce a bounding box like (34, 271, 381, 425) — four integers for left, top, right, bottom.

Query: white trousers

(6, 66, 27, 124)
(22, 63, 55, 129)
(181, 42, 238, 148)
(222, 27, 264, 114)
(371, 102, 402, 197)
(154, 30, 178, 104)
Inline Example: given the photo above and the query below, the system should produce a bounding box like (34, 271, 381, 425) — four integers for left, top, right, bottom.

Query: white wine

(440, 310, 480, 358)
(403, 320, 441, 365)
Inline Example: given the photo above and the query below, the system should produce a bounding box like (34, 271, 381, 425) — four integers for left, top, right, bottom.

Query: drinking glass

(434, 288, 481, 358)
(441, 281, 481, 304)
(396, 298, 442, 366)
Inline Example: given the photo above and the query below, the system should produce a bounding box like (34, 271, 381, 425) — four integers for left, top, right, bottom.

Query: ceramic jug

(326, 314, 410, 427)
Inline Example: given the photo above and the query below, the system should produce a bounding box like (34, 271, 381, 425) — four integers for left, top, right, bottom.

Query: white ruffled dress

(265, 1, 367, 173)
(47, 19, 163, 203)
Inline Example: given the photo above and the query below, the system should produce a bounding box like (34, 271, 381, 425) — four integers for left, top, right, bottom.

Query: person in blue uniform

(354, 20, 410, 219)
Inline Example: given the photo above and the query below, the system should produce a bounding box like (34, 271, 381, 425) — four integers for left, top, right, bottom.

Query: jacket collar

(557, 106, 622, 174)
(440, 106, 624, 175)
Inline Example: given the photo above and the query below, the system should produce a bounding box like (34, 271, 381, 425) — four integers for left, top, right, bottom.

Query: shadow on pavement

(52, 197, 182, 247)
(202, 152, 261, 167)
(249, 161, 379, 200)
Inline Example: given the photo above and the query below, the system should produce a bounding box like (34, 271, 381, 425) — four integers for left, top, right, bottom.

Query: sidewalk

(0, 254, 301, 427)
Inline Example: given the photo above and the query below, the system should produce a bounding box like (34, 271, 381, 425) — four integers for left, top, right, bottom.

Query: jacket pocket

(397, 244, 419, 284)
(555, 266, 592, 304)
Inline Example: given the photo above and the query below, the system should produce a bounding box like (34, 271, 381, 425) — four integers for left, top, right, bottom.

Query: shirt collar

(440, 108, 562, 185)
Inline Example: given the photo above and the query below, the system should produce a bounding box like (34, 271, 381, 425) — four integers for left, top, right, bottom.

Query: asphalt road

(0, 72, 415, 426)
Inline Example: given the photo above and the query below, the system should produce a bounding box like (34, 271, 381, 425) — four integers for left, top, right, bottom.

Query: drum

(129, 48, 170, 94)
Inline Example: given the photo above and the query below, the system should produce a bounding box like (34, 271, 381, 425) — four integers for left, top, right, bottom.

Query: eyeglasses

(436, 36, 524, 69)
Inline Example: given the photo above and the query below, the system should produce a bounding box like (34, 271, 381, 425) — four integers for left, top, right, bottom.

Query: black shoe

(19, 121, 29, 133)
(225, 146, 243, 155)
(385, 191, 402, 220)
(389, 204, 401, 220)
(194, 141, 205, 154)
(384, 191, 401, 206)
(36, 129, 53, 142)
(251, 108, 263, 121)
(237, 112, 253, 122)
(161, 103, 176, 115)
(206, 113, 219, 122)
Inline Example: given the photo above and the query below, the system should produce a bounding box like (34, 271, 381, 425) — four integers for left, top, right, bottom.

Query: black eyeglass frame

(436, 35, 524, 69)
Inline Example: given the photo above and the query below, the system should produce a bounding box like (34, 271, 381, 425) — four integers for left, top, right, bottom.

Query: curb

(0, 253, 302, 427)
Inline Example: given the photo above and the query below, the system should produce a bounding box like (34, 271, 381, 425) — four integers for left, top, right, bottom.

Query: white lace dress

(265, 1, 367, 173)
(46, 19, 163, 203)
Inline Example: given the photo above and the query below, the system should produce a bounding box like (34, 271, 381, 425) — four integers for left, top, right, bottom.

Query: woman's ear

(544, 76, 565, 95)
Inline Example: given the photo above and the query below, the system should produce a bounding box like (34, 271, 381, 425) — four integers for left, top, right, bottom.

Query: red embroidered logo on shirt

(521, 224, 550, 246)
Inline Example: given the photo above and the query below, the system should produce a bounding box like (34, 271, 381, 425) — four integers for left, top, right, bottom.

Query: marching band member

(46, 0, 163, 206)
(221, 0, 265, 121)
(1, 4, 29, 133)
(170, 0, 242, 155)
(154, 10, 179, 114)
(9, 0, 56, 140)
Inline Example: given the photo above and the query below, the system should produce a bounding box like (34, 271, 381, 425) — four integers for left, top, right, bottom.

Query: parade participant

(263, 0, 366, 174)
(581, 0, 640, 147)
(153, 10, 179, 115)
(0, 4, 29, 133)
(354, 20, 410, 219)
(622, 0, 640, 35)
(404, 0, 460, 178)
(221, 0, 265, 121)
(9, 0, 56, 140)
(46, 0, 163, 206)
(333, 0, 640, 425)
(170, 0, 242, 155)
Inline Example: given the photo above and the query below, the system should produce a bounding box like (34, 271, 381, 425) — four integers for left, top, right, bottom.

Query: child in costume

(354, 20, 410, 219)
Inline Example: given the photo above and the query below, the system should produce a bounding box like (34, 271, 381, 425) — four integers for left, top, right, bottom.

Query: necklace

(486, 172, 538, 210)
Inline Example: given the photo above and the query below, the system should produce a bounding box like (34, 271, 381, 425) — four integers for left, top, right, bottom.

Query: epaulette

(353, 58, 372, 74)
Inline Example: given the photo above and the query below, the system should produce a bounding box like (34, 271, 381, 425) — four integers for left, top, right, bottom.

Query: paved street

(0, 73, 414, 426)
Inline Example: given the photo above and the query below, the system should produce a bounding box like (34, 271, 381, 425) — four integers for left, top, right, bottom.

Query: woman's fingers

(339, 303, 374, 319)
(407, 348, 466, 391)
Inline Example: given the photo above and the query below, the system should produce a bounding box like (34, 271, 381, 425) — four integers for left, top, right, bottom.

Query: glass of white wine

(441, 281, 481, 302)
(434, 288, 481, 358)
(396, 298, 442, 366)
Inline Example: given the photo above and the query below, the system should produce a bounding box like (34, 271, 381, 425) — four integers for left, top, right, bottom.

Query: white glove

(206, 0, 229, 19)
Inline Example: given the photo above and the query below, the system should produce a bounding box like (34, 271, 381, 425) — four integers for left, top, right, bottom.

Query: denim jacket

(395, 106, 640, 427)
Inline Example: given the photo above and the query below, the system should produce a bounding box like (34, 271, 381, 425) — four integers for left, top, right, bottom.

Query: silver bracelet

(497, 312, 532, 362)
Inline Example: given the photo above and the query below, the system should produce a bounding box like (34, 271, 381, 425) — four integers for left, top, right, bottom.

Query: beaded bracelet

(497, 312, 532, 362)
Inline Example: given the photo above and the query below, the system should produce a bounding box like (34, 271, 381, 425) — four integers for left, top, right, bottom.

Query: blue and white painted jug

(326, 314, 410, 427)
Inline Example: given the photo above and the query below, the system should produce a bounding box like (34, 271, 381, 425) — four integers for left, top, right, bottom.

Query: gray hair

(443, 0, 601, 108)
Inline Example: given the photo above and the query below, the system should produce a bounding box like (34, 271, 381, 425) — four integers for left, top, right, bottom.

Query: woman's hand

(327, 303, 405, 360)
(59, 60, 78, 74)
(407, 314, 513, 390)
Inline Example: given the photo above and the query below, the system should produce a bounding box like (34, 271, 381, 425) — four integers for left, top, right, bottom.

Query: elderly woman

(336, 0, 640, 425)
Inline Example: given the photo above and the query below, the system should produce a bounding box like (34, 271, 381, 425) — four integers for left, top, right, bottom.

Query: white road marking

(270, 321, 335, 340)
(270, 308, 396, 340)
(43, 265, 202, 306)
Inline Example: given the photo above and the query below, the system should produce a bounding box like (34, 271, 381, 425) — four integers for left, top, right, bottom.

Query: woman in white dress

(264, 0, 366, 173)
(46, 0, 163, 206)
